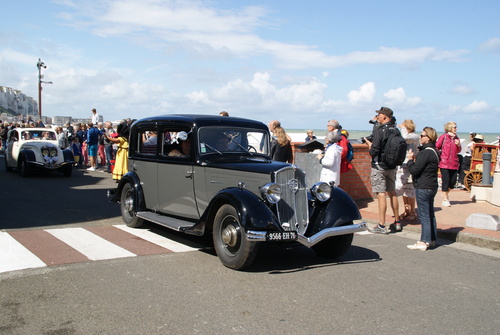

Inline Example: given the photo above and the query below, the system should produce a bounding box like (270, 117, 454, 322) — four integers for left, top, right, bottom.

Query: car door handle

(186, 170, 194, 178)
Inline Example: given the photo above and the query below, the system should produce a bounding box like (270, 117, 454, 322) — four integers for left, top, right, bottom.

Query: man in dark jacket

(364, 107, 401, 234)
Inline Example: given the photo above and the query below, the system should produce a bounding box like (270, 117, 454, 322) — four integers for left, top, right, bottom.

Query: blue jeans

(105, 145, 115, 170)
(416, 188, 438, 243)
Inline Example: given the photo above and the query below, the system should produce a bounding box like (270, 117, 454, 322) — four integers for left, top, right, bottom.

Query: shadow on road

(0, 156, 120, 230)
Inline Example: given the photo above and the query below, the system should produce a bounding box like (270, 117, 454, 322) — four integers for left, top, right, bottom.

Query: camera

(361, 134, 374, 144)
(369, 119, 377, 125)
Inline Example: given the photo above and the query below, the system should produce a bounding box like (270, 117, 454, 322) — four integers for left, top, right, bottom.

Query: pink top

(436, 133, 461, 170)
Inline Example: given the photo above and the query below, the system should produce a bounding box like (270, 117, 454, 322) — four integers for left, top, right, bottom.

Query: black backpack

(381, 126, 407, 169)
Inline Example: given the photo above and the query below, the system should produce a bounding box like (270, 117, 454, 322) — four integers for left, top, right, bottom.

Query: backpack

(381, 126, 407, 169)
(344, 135, 354, 162)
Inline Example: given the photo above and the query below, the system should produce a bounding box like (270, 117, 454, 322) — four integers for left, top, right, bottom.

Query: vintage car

(4, 127, 74, 177)
(108, 115, 367, 269)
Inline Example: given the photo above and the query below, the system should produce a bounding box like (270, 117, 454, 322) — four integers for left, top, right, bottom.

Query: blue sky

(1, 0, 499, 133)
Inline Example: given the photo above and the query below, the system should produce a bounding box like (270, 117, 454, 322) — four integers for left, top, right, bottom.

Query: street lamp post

(36, 58, 52, 118)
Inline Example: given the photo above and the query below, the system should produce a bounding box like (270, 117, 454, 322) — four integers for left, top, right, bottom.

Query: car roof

(132, 114, 269, 131)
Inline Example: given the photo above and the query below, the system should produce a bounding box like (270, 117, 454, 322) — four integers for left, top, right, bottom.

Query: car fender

(190, 187, 279, 235)
(108, 172, 147, 211)
(19, 149, 36, 162)
(306, 186, 362, 236)
(62, 149, 75, 163)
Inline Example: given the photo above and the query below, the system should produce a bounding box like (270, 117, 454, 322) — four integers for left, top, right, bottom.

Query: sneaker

(442, 200, 451, 207)
(407, 242, 429, 251)
(389, 221, 403, 232)
(370, 225, 389, 234)
(87, 167, 96, 171)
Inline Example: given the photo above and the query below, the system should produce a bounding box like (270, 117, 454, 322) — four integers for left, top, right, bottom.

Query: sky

(1, 0, 499, 133)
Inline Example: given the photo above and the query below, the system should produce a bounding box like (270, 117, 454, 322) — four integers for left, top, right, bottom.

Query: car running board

(136, 211, 196, 232)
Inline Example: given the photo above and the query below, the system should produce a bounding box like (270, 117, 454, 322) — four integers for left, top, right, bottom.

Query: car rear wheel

(213, 204, 257, 270)
(18, 156, 30, 177)
(312, 222, 354, 259)
(4, 154, 13, 172)
(120, 183, 144, 228)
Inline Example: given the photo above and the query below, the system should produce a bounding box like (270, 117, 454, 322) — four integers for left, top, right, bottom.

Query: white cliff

(0, 86, 38, 116)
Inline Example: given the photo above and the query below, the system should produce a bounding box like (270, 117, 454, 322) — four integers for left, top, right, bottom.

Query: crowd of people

(0, 109, 133, 183)
(269, 107, 494, 252)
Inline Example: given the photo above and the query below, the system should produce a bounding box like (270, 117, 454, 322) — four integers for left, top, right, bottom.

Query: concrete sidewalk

(355, 188, 500, 250)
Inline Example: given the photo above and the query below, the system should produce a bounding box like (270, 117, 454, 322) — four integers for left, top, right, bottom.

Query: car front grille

(273, 166, 309, 234)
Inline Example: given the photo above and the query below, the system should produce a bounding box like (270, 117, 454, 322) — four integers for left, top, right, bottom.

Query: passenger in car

(168, 136, 191, 157)
(141, 131, 158, 154)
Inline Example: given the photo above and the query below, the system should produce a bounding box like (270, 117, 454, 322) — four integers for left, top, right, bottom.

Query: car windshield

(198, 127, 269, 156)
(21, 130, 56, 140)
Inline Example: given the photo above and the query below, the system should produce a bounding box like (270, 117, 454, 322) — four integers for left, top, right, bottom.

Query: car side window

(138, 129, 158, 155)
(161, 127, 192, 159)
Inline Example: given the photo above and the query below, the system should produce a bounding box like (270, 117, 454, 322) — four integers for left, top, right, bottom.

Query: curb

(362, 216, 500, 251)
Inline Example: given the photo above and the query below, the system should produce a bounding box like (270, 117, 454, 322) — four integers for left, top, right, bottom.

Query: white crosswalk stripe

(46, 227, 136, 261)
(114, 225, 199, 252)
(0, 231, 46, 273)
(0, 225, 204, 274)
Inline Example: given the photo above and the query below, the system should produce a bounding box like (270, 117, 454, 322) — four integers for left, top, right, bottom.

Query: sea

(286, 129, 500, 145)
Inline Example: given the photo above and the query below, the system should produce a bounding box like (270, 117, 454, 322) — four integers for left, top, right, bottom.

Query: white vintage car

(4, 127, 75, 177)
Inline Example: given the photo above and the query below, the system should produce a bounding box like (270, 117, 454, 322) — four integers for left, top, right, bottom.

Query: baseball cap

(376, 107, 394, 117)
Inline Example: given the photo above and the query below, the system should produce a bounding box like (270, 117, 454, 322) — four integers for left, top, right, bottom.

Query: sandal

(400, 212, 410, 219)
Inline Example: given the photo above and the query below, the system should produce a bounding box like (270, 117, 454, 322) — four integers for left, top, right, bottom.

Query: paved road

(1, 161, 500, 334)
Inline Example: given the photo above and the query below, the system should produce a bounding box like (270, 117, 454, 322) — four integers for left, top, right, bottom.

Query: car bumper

(27, 161, 74, 169)
(246, 222, 368, 248)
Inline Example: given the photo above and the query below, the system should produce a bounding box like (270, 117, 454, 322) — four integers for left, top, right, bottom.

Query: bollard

(482, 152, 492, 185)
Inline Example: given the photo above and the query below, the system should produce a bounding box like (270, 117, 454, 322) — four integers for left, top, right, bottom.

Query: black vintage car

(109, 114, 366, 269)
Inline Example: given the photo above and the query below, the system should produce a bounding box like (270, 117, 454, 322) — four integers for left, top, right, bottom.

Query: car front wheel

(120, 183, 144, 228)
(213, 204, 257, 270)
(312, 222, 354, 259)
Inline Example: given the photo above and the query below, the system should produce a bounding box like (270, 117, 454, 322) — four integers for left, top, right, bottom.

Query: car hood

(21, 140, 60, 150)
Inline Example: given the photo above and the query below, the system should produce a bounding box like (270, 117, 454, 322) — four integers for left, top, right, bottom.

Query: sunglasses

(420, 134, 428, 138)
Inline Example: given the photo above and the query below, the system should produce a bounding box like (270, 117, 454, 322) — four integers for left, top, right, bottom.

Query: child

(71, 136, 82, 167)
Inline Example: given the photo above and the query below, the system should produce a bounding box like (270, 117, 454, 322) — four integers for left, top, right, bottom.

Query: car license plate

(266, 231, 298, 241)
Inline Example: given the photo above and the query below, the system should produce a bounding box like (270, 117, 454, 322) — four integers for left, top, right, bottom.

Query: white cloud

(383, 87, 422, 108)
(479, 37, 500, 52)
(450, 85, 476, 96)
(347, 82, 376, 105)
(57, 0, 470, 70)
(463, 100, 489, 113)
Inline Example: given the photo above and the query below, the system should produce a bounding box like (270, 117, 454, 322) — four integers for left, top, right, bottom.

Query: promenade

(356, 188, 500, 250)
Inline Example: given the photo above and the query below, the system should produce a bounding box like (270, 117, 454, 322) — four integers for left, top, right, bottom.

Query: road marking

(115, 225, 201, 252)
(45, 227, 136, 261)
(0, 225, 204, 274)
(0, 231, 46, 273)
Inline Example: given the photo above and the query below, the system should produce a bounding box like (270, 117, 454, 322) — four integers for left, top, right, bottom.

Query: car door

(6, 130, 21, 166)
(156, 124, 199, 219)
(130, 122, 160, 211)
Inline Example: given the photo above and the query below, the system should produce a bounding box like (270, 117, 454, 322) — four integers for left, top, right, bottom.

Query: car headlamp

(49, 147, 58, 157)
(260, 183, 282, 204)
(42, 147, 49, 157)
(311, 182, 331, 202)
